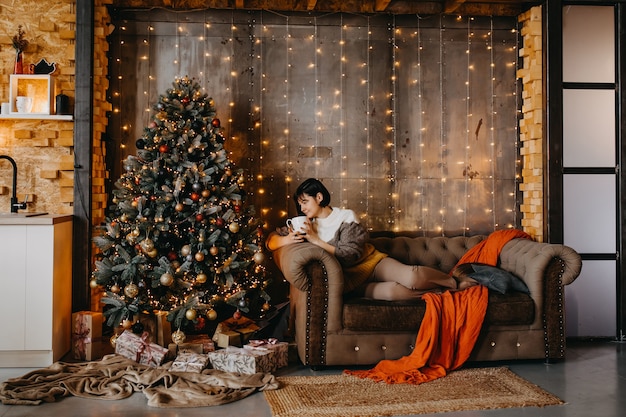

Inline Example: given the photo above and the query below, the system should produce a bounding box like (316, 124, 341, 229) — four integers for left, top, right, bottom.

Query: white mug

(286, 216, 308, 233)
(15, 96, 33, 113)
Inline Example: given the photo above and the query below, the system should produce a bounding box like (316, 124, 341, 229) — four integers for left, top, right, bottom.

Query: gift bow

(247, 338, 278, 347)
(136, 332, 159, 366)
(72, 314, 92, 360)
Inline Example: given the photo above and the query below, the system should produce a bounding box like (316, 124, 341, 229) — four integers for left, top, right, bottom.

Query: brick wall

(0, 0, 77, 214)
(517, 6, 544, 242)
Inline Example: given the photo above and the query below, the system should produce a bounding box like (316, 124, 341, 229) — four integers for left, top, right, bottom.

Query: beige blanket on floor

(0, 354, 279, 408)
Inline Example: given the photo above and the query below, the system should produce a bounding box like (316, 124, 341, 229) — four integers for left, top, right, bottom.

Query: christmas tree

(92, 77, 269, 337)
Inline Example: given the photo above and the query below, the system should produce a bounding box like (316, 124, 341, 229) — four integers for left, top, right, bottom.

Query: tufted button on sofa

(271, 233, 582, 367)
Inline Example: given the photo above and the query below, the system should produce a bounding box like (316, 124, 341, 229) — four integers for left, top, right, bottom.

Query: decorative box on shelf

(9, 74, 55, 115)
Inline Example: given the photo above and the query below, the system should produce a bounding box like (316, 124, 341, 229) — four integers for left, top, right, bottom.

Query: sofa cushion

(342, 291, 535, 331)
(454, 263, 530, 294)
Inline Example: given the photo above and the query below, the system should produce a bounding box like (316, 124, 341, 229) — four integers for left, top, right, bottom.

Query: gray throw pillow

(459, 263, 530, 295)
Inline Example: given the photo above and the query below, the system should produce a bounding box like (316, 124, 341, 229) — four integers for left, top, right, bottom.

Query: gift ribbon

(247, 338, 278, 347)
(136, 332, 158, 366)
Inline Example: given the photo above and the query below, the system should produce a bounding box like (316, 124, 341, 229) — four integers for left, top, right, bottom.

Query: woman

(266, 178, 476, 301)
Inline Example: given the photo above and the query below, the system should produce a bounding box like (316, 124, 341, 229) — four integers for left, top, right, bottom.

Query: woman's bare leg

(371, 257, 457, 290)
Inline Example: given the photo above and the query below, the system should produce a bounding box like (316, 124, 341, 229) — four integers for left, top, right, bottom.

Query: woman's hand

(266, 230, 304, 251)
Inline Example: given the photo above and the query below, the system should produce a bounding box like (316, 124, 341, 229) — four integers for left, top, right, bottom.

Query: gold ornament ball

(160, 272, 174, 286)
(185, 308, 197, 321)
(196, 273, 208, 284)
(262, 302, 271, 312)
(110, 284, 120, 293)
(228, 222, 240, 233)
(172, 329, 186, 345)
(89, 279, 99, 289)
(194, 251, 205, 262)
(181, 245, 191, 256)
(207, 308, 218, 320)
(110, 333, 119, 348)
(209, 246, 219, 256)
(124, 283, 139, 298)
(175, 203, 184, 212)
(253, 251, 265, 264)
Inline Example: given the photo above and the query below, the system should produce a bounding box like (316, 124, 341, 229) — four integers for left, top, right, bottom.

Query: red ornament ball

(233, 310, 242, 320)
(190, 192, 200, 201)
(167, 251, 178, 261)
(211, 118, 221, 128)
(159, 144, 170, 153)
(195, 213, 204, 222)
(182, 97, 190, 105)
(215, 218, 225, 228)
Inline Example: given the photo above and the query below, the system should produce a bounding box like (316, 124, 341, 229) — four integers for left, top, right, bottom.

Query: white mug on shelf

(15, 96, 33, 113)
(286, 216, 308, 234)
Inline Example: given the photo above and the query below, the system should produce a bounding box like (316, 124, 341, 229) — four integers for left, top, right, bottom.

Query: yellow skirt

(342, 243, 388, 293)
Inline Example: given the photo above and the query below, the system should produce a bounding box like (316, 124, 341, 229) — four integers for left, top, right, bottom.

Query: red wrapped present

(115, 330, 168, 367)
(71, 311, 103, 361)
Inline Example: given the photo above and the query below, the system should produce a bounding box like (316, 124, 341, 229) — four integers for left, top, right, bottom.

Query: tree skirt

(0, 354, 278, 408)
(264, 367, 564, 417)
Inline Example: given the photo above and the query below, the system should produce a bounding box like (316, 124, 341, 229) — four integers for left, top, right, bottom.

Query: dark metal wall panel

(107, 9, 520, 235)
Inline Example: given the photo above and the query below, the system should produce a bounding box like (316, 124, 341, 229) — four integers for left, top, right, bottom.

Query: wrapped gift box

(212, 317, 260, 348)
(208, 346, 276, 375)
(243, 339, 289, 370)
(167, 342, 204, 360)
(115, 330, 168, 367)
(170, 352, 210, 373)
(186, 334, 215, 353)
(71, 311, 103, 361)
(137, 311, 172, 347)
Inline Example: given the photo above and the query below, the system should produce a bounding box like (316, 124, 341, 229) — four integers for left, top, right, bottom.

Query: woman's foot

(451, 264, 479, 291)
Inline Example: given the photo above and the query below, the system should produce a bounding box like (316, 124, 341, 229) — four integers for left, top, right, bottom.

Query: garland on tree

(92, 77, 270, 336)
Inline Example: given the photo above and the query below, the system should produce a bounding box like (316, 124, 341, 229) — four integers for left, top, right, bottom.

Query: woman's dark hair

(294, 178, 331, 213)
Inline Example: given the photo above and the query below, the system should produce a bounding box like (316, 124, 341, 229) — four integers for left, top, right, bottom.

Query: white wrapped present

(170, 352, 210, 373)
(208, 346, 275, 375)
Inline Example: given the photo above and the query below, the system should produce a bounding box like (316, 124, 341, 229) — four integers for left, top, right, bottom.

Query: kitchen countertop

(0, 213, 73, 225)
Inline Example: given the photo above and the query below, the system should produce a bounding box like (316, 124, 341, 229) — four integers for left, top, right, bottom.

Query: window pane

(563, 174, 615, 253)
(563, 5, 614, 83)
(566, 260, 616, 337)
(563, 89, 615, 167)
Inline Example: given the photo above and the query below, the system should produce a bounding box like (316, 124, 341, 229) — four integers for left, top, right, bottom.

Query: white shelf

(0, 114, 73, 121)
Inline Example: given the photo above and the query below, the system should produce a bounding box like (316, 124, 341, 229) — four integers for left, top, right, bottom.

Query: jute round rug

(264, 367, 563, 417)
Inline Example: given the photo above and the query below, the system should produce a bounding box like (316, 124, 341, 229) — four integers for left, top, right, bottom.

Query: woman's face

(297, 192, 324, 219)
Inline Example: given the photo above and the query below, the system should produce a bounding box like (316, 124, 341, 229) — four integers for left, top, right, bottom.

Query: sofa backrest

(368, 234, 486, 273)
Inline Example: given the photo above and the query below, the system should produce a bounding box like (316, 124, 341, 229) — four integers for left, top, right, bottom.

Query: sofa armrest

(272, 243, 346, 365)
(499, 238, 582, 288)
(272, 242, 344, 292)
(499, 238, 582, 360)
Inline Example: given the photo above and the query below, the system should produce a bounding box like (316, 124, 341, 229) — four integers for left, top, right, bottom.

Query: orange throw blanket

(345, 229, 531, 384)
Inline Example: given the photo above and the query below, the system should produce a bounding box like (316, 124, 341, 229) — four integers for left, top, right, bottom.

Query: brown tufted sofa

(271, 233, 582, 367)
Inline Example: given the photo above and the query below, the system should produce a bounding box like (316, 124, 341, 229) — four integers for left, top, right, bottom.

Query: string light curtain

(107, 9, 520, 236)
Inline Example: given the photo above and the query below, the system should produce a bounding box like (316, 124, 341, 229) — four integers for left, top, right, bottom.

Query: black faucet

(0, 155, 27, 213)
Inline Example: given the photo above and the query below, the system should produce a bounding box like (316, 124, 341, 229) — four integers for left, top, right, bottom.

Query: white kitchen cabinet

(0, 214, 72, 366)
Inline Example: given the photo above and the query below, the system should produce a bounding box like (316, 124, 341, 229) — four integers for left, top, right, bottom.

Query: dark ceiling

(110, 0, 543, 17)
